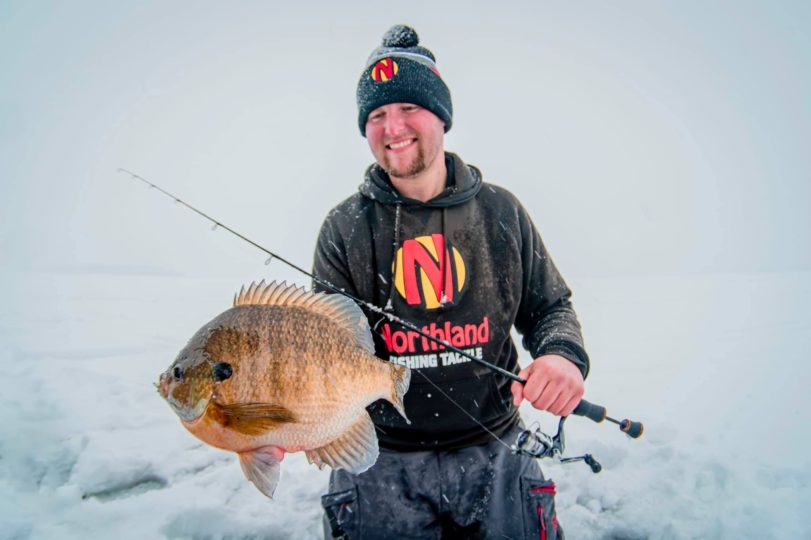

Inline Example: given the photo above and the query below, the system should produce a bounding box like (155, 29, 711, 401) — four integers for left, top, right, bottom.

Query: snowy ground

(1, 270, 809, 539)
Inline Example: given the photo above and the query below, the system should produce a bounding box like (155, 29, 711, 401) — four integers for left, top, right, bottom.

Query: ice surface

(1, 271, 808, 539)
(2, 2, 808, 537)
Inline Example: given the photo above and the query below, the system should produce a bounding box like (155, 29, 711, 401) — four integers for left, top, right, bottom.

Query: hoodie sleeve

(512, 202, 590, 379)
(312, 212, 359, 297)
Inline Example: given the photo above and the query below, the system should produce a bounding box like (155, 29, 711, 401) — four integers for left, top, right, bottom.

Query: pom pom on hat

(381, 25, 419, 48)
(356, 25, 452, 136)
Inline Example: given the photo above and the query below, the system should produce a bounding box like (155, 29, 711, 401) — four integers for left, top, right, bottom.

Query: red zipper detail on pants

(531, 483, 556, 539)
(536, 504, 546, 540)
(530, 483, 557, 495)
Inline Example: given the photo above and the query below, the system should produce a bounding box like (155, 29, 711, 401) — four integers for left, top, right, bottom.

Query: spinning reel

(512, 400, 643, 473)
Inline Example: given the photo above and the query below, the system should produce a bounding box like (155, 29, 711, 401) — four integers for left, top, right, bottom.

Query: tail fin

(387, 364, 411, 425)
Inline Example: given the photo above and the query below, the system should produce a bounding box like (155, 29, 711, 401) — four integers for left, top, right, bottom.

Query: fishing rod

(120, 168, 643, 469)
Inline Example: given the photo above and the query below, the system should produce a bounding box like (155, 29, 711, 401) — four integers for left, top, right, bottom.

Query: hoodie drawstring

(384, 202, 402, 313)
(383, 203, 451, 310)
(440, 207, 448, 306)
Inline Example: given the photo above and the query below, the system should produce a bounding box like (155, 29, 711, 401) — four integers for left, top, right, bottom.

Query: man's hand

(511, 354, 585, 416)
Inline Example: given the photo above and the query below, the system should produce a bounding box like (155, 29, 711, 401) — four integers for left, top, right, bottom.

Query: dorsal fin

(233, 280, 375, 354)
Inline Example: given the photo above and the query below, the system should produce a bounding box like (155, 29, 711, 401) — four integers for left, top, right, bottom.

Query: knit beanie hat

(356, 25, 453, 137)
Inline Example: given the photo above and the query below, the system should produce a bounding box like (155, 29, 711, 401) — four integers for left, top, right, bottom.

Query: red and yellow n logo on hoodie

(393, 234, 467, 309)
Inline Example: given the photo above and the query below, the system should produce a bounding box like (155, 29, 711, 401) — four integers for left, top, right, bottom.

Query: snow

(1, 270, 808, 539)
(2, 2, 809, 538)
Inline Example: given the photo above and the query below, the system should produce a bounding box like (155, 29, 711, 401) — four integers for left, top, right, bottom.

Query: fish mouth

(158, 372, 208, 423)
(157, 370, 172, 399)
(157, 379, 168, 399)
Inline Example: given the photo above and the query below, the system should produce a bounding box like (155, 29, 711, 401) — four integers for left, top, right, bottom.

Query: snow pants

(321, 423, 563, 540)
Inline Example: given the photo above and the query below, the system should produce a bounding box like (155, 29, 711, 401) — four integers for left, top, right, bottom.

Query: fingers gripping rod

(515, 369, 644, 438)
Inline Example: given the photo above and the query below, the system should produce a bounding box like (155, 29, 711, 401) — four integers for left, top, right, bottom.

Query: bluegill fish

(158, 280, 410, 498)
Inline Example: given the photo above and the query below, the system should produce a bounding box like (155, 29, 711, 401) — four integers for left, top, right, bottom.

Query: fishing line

(119, 168, 519, 381)
(120, 168, 644, 450)
(412, 370, 514, 451)
(121, 167, 517, 448)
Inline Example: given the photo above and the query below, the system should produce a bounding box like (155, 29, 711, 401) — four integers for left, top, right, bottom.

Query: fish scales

(158, 280, 410, 499)
(204, 306, 390, 448)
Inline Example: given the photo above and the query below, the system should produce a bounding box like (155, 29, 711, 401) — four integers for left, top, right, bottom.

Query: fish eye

(173, 366, 183, 380)
(212, 362, 233, 382)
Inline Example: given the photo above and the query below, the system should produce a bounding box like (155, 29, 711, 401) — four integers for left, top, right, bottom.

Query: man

(313, 24, 589, 539)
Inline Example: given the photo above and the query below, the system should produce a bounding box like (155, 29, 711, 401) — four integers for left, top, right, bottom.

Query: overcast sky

(2, 1, 809, 281)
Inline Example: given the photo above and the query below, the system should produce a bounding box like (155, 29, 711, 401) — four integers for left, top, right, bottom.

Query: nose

(383, 109, 407, 138)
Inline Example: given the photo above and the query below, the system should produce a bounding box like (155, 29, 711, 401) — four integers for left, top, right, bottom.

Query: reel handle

(584, 454, 602, 473)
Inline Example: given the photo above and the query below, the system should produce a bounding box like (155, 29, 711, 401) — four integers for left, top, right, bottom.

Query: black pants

(321, 424, 563, 539)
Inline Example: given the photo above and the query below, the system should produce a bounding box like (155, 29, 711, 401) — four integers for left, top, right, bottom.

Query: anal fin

(238, 446, 284, 499)
(305, 412, 379, 474)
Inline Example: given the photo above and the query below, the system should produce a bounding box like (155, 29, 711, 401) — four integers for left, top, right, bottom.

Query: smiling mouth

(386, 138, 416, 151)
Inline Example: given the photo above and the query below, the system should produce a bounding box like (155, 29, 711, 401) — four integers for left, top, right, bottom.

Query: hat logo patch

(371, 58, 399, 82)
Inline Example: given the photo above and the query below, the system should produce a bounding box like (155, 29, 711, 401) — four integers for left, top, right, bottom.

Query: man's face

(365, 103, 445, 180)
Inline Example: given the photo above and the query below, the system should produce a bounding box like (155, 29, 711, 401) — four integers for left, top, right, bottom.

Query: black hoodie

(313, 152, 589, 451)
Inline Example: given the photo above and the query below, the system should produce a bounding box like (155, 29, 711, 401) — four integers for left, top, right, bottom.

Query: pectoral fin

(211, 402, 296, 436)
(305, 412, 379, 474)
(238, 448, 282, 499)
(387, 363, 411, 424)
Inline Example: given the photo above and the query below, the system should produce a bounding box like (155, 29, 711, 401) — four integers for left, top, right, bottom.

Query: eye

(368, 108, 386, 122)
(212, 362, 233, 382)
(173, 366, 183, 380)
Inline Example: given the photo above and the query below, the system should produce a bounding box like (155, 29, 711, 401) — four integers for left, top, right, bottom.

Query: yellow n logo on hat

(371, 58, 399, 82)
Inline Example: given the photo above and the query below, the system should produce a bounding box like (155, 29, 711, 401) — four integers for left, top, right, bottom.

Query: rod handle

(620, 419, 644, 439)
(572, 400, 607, 423)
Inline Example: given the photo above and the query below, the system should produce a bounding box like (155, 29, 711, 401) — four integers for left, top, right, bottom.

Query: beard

(381, 143, 427, 179)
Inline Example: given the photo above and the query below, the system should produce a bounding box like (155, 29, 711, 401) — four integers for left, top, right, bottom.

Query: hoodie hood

(358, 152, 482, 208)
